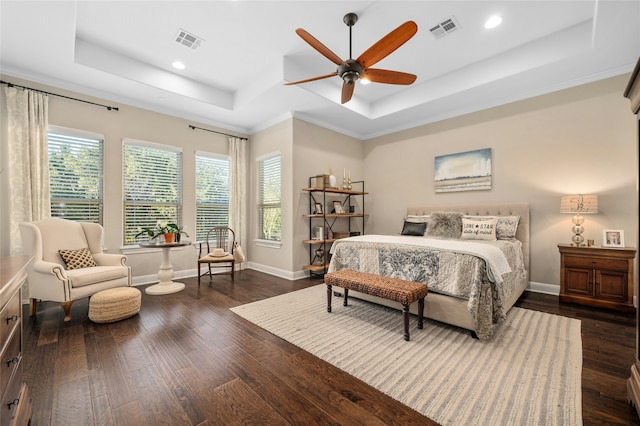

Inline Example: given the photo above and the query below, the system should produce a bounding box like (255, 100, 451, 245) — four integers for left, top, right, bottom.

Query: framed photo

(333, 201, 345, 214)
(603, 230, 624, 247)
(314, 203, 323, 215)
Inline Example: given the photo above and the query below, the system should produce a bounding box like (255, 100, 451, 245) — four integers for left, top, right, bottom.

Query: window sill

(254, 239, 282, 249)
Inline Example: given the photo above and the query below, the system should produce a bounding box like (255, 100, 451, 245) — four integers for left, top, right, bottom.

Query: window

(123, 140, 182, 245)
(195, 152, 230, 240)
(48, 128, 103, 223)
(257, 152, 281, 242)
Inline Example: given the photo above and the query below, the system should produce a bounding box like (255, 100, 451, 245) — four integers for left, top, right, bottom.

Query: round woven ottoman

(89, 287, 141, 323)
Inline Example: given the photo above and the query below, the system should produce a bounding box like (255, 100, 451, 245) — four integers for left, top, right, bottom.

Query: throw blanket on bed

(328, 235, 526, 340)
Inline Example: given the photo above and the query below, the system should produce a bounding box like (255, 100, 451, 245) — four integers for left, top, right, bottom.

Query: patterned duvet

(328, 235, 527, 340)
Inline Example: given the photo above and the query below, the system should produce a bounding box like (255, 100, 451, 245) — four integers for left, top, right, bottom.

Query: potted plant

(167, 223, 189, 242)
(135, 221, 174, 243)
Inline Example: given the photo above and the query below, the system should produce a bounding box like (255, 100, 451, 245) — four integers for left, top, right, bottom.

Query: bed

(327, 203, 530, 340)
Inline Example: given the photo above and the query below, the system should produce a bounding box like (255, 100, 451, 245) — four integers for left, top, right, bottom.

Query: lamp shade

(560, 194, 598, 214)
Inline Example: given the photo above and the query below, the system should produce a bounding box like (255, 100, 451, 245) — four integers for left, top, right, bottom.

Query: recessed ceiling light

(172, 61, 186, 70)
(484, 16, 502, 29)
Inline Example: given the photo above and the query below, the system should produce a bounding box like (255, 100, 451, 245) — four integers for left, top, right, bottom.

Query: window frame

(47, 125, 104, 224)
(256, 151, 282, 246)
(122, 138, 183, 246)
(195, 151, 230, 242)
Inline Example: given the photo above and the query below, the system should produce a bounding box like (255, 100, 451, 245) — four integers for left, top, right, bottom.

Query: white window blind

(123, 141, 182, 245)
(48, 130, 103, 223)
(195, 153, 230, 240)
(257, 153, 281, 241)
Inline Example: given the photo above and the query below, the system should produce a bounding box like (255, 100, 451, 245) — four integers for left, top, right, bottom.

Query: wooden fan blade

(284, 72, 338, 85)
(296, 28, 346, 66)
(341, 82, 355, 104)
(357, 21, 418, 69)
(362, 69, 417, 85)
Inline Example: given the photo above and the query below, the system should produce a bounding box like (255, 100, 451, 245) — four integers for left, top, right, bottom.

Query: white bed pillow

(461, 217, 497, 241)
(406, 214, 429, 223)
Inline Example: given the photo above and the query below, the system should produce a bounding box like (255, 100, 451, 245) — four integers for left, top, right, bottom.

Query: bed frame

(342, 202, 530, 334)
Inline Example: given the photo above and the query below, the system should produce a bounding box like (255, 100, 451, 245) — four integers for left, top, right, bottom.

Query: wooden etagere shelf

(302, 175, 368, 276)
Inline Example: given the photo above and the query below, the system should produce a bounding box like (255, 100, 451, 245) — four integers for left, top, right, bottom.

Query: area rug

(231, 284, 583, 426)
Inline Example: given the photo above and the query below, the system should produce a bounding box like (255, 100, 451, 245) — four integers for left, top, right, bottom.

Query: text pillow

(461, 217, 497, 241)
(401, 221, 427, 236)
(59, 248, 97, 270)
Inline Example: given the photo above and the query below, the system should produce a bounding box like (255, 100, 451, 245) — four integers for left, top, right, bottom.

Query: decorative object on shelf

(333, 201, 345, 214)
(312, 247, 325, 266)
(314, 174, 330, 188)
(603, 229, 624, 247)
(314, 226, 325, 240)
(560, 194, 598, 246)
(328, 168, 337, 188)
(315, 202, 323, 214)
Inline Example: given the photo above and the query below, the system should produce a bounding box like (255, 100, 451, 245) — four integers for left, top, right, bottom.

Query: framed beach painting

(434, 148, 492, 193)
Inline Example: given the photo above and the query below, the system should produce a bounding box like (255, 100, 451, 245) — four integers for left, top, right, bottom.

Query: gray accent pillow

(425, 211, 463, 238)
(401, 221, 427, 236)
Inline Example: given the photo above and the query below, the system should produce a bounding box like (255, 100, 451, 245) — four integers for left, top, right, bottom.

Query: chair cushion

(66, 266, 130, 288)
(199, 254, 234, 262)
(59, 248, 97, 269)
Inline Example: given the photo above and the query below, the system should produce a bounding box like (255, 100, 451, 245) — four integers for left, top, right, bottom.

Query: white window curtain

(4, 86, 50, 255)
(229, 136, 247, 269)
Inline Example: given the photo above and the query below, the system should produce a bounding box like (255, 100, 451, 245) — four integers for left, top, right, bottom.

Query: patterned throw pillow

(461, 217, 497, 241)
(59, 248, 97, 270)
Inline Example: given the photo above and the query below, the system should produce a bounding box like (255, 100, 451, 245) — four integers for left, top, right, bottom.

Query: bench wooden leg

(403, 304, 410, 341)
(326, 284, 332, 313)
(343, 288, 349, 306)
(418, 297, 425, 329)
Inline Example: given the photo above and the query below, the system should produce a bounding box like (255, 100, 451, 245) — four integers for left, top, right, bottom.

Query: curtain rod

(0, 80, 119, 111)
(188, 124, 247, 140)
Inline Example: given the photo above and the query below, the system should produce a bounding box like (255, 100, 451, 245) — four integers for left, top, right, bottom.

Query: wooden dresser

(558, 244, 636, 312)
(0, 256, 32, 426)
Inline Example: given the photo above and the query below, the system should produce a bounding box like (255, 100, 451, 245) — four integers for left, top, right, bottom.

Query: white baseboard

(245, 261, 308, 280)
(527, 281, 560, 295)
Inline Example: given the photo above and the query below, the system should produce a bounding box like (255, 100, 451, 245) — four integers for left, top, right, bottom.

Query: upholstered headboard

(407, 202, 530, 274)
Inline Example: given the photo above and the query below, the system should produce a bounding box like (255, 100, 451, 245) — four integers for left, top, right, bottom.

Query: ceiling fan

(285, 13, 418, 104)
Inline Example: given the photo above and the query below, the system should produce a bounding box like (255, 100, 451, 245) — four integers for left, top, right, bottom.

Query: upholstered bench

(88, 287, 141, 323)
(325, 269, 428, 341)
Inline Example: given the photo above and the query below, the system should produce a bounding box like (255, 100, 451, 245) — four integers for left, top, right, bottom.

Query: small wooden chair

(197, 227, 235, 286)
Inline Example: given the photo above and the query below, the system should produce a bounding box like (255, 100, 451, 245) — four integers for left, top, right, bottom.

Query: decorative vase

(175, 232, 181, 243)
(329, 174, 337, 188)
(164, 232, 175, 243)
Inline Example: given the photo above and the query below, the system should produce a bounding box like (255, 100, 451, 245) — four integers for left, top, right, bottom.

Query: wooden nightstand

(558, 244, 636, 312)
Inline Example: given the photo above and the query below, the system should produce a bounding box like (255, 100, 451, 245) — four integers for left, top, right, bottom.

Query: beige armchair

(19, 218, 131, 322)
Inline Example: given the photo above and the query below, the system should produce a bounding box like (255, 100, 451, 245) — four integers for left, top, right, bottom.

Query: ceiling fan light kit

(285, 13, 418, 104)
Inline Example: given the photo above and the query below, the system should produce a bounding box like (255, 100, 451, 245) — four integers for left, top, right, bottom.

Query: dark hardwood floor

(21, 269, 639, 425)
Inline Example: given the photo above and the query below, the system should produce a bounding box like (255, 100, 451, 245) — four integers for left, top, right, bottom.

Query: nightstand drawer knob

(5, 314, 18, 324)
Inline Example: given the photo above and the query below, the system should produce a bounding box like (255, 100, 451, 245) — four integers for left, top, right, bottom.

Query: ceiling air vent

(429, 16, 460, 39)
(175, 29, 204, 49)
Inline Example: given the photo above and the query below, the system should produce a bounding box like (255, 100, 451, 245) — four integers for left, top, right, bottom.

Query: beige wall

(363, 74, 638, 288)
(248, 119, 294, 276)
(291, 119, 364, 275)
(2, 74, 637, 290)
(0, 75, 244, 283)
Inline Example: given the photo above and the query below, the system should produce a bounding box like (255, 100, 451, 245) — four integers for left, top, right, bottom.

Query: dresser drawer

(0, 330, 21, 398)
(0, 363, 23, 426)
(563, 255, 629, 272)
(0, 292, 20, 347)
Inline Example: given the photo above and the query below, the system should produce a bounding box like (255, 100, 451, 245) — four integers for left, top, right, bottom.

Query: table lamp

(560, 194, 598, 246)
